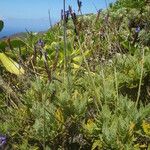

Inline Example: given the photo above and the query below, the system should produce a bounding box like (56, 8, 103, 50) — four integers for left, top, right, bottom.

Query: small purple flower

(77, 0, 82, 6)
(65, 10, 70, 17)
(135, 26, 140, 33)
(104, 14, 109, 24)
(0, 136, 6, 147)
(77, 0, 82, 12)
(61, 9, 64, 20)
(37, 39, 45, 47)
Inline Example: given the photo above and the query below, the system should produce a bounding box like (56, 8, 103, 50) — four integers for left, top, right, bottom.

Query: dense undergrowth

(0, 0, 150, 149)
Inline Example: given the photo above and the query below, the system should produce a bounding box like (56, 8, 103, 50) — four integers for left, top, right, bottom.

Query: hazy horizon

(0, 18, 58, 38)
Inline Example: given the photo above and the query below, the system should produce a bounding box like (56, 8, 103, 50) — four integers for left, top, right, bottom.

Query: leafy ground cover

(0, 0, 150, 149)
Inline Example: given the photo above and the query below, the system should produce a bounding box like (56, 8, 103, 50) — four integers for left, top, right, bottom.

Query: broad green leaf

(0, 53, 25, 75)
(0, 40, 26, 51)
(72, 63, 81, 69)
(92, 140, 102, 150)
(73, 55, 83, 63)
(11, 39, 25, 48)
(0, 41, 7, 51)
(83, 119, 96, 134)
(0, 20, 4, 31)
(55, 108, 64, 124)
(142, 120, 150, 136)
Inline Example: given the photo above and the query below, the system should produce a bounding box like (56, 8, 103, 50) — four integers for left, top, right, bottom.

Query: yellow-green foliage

(0, 0, 150, 149)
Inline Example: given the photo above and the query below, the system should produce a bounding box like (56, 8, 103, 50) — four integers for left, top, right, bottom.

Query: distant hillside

(0, 18, 57, 39)
(0, 30, 46, 41)
(0, 32, 26, 40)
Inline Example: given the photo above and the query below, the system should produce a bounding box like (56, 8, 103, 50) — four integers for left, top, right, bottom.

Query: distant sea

(0, 18, 57, 38)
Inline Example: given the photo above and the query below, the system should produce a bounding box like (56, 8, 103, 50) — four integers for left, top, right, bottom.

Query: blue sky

(0, 0, 115, 20)
(0, 0, 116, 37)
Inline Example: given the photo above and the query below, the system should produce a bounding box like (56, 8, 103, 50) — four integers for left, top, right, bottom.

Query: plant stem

(100, 66, 106, 103)
(136, 48, 145, 107)
(77, 38, 102, 112)
(43, 94, 46, 150)
(63, 0, 71, 92)
(114, 66, 119, 106)
(104, 0, 108, 8)
(63, 0, 67, 71)
(48, 9, 53, 28)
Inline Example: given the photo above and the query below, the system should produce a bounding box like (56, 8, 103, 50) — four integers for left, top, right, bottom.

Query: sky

(0, 0, 115, 20)
(0, 0, 115, 37)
